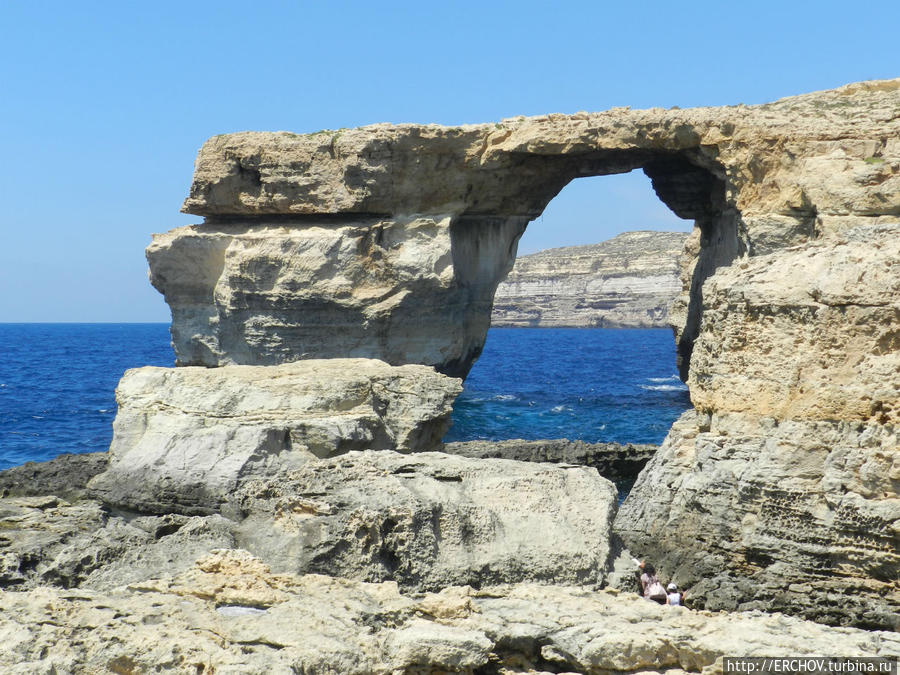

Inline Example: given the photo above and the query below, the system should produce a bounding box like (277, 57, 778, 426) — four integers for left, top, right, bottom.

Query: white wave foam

(550, 405, 572, 413)
(647, 375, 681, 383)
(493, 394, 517, 401)
(640, 384, 688, 392)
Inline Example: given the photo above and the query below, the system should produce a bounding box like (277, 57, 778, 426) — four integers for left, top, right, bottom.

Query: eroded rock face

(87, 359, 461, 514)
(2, 450, 618, 594)
(233, 450, 618, 591)
(136, 78, 900, 630)
(491, 231, 688, 328)
(2, 549, 897, 674)
(154, 79, 900, 377)
(616, 226, 900, 630)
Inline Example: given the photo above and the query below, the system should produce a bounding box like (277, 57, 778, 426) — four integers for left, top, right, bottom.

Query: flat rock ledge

(88, 359, 462, 514)
(2, 548, 897, 675)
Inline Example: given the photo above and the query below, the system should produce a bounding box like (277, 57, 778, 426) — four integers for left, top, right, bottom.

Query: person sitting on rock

(665, 582, 686, 606)
(638, 561, 667, 604)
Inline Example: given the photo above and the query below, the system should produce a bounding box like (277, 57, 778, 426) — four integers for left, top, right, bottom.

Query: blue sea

(0, 324, 690, 470)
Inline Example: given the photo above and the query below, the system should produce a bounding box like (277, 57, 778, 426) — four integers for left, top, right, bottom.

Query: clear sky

(1, 0, 897, 321)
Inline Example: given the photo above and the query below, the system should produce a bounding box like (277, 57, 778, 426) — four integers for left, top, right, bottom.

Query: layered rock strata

(617, 227, 900, 630)
(491, 230, 688, 327)
(87, 359, 461, 514)
(145, 80, 900, 629)
(2, 549, 897, 674)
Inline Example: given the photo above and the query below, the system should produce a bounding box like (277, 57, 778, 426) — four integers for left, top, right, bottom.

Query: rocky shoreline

(2, 443, 898, 672)
(2, 79, 898, 671)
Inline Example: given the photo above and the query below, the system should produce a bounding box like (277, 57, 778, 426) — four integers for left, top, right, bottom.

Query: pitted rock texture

(616, 409, 899, 631)
(491, 230, 688, 327)
(617, 224, 900, 630)
(87, 359, 461, 514)
(2, 549, 897, 675)
(687, 225, 900, 425)
(2, 451, 617, 594)
(155, 79, 900, 378)
(233, 450, 618, 591)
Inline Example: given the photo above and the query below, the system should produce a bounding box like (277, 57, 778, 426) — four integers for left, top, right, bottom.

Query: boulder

(87, 359, 461, 514)
(1, 549, 897, 674)
(232, 450, 619, 591)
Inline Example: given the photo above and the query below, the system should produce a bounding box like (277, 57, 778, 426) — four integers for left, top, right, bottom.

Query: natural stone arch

(153, 132, 751, 381)
(148, 79, 900, 630)
(447, 149, 739, 379)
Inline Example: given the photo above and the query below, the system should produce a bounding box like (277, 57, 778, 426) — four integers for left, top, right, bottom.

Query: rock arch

(149, 79, 900, 628)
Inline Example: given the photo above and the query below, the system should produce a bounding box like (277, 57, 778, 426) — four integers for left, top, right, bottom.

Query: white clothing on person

(667, 591, 682, 606)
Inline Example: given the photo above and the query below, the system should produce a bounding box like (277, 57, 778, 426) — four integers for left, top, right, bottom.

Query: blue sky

(1, 1, 897, 321)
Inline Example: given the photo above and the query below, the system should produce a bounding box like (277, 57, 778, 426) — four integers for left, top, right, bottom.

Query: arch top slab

(154, 79, 900, 377)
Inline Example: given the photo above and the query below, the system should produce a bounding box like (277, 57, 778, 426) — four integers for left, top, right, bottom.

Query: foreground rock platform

(2, 549, 896, 674)
(88, 359, 461, 513)
(2, 449, 619, 594)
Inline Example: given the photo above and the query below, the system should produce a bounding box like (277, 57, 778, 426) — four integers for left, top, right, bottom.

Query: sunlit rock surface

(141, 78, 900, 628)
(2, 450, 618, 594)
(1, 549, 897, 674)
(87, 360, 461, 513)
(616, 226, 900, 629)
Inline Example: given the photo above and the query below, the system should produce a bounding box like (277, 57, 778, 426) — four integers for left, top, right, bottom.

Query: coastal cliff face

(616, 227, 900, 629)
(491, 230, 688, 328)
(141, 78, 900, 630)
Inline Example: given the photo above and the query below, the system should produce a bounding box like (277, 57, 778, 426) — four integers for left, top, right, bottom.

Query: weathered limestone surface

(617, 412, 899, 630)
(3, 450, 618, 594)
(491, 230, 688, 327)
(155, 78, 900, 381)
(87, 359, 461, 514)
(616, 226, 900, 630)
(233, 450, 618, 590)
(2, 549, 897, 675)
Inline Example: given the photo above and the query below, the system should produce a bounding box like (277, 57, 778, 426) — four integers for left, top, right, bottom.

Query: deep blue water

(0, 324, 175, 469)
(0, 324, 690, 470)
(445, 328, 690, 444)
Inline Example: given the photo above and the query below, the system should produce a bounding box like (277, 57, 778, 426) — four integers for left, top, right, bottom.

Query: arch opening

(444, 151, 742, 478)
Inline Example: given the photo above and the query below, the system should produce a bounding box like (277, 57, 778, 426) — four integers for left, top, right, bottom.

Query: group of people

(637, 560, 685, 606)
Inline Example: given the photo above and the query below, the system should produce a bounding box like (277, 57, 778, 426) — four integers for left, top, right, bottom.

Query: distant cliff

(491, 230, 689, 328)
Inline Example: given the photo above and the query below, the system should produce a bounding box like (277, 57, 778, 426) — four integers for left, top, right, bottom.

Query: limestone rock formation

(232, 450, 618, 590)
(143, 78, 900, 629)
(2, 450, 618, 594)
(87, 359, 461, 514)
(491, 230, 688, 327)
(616, 226, 900, 630)
(153, 78, 900, 383)
(2, 549, 897, 674)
